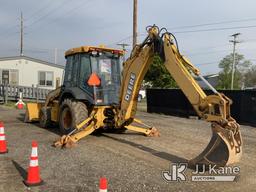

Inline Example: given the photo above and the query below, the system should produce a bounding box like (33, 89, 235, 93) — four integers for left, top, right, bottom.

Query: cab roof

(65, 45, 124, 57)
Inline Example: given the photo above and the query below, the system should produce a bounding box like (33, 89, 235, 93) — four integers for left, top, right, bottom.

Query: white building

(0, 56, 64, 89)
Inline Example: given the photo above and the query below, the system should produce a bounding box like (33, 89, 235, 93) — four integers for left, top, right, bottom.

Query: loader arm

(116, 26, 242, 167)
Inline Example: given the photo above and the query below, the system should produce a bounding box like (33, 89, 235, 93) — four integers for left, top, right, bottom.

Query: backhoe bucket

(189, 123, 242, 168)
(24, 103, 43, 122)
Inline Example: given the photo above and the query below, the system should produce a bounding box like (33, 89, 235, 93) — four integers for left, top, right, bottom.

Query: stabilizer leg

(54, 115, 95, 148)
(54, 123, 95, 148)
(125, 118, 160, 137)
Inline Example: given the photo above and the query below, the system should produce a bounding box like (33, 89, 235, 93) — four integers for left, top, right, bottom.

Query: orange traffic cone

(0, 122, 8, 154)
(16, 99, 25, 109)
(16, 92, 25, 109)
(24, 141, 43, 186)
(17, 102, 23, 109)
(99, 177, 108, 192)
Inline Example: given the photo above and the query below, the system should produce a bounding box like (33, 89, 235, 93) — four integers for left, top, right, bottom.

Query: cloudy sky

(1, 0, 256, 74)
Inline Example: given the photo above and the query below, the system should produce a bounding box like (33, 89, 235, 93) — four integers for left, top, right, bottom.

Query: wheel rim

(62, 107, 72, 130)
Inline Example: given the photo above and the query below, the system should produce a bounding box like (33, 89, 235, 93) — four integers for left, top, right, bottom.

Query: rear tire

(39, 107, 51, 128)
(59, 99, 88, 135)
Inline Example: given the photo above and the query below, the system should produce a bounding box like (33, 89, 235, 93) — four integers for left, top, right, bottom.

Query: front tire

(59, 99, 88, 134)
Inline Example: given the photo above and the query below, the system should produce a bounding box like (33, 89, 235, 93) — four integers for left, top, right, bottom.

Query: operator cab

(64, 46, 123, 106)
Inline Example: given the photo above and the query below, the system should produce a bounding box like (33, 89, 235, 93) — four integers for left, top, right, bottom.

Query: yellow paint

(65, 46, 124, 57)
(26, 103, 43, 121)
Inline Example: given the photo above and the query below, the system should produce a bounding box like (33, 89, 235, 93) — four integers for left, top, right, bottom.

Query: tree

(217, 53, 251, 89)
(244, 65, 256, 88)
(144, 55, 177, 88)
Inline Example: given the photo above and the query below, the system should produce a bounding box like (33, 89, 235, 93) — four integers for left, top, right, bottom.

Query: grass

(1, 101, 17, 109)
(1, 99, 146, 111)
(1, 101, 27, 109)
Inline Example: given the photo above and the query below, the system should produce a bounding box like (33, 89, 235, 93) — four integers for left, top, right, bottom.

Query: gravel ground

(0, 106, 255, 192)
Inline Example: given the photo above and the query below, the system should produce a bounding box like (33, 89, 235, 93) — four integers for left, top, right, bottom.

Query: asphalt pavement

(0, 106, 255, 192)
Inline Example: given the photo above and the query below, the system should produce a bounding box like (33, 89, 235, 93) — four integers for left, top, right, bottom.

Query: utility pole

(20, 12, 24, 56)
(54, 48, 58, 64)
(117, 43, 129, 63)
(229, 33, 241, 90)
(133, 0, 138, 48)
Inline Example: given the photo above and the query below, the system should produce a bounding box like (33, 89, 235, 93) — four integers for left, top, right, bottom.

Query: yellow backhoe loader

(25, 25, 242, 168)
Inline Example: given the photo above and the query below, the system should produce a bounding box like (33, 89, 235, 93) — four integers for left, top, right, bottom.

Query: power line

(25, 0, 55, 21)
(24, 49, 49, 54)
(185, 49, 231, 56)
(108, 33, 147, 47)
(194, 56, 256, 67)
(0, 18, 20, 40)
(196, 61, 220, 66)
(0, 0, 92, 43)
(108, 35, 133, 47)
(110, 34, 255, 58)
(186, 47, 256, 57)
(242, 38, 256, 43)
(138, 24, 256, 39)
(184, 43, 229, 52)
(0, 1, 52, 36)
(58, 0, 93, 18)
(173, 25, 256, 34)
(0, 31, 19, 41)
(24, 46, 66, 52)
(0, 24, 18, 36)
(117, 43, 130, 62)
(0, 1, 57, 37)
(110, 24, 256, 46)
(26, 0, 72, 28)
(26, 0, 93, 33)
(170, 18, 256, 30)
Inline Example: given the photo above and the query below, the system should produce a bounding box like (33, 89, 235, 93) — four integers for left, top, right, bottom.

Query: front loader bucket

(24, 103, 43, 122)
(189, 123, 242, 168)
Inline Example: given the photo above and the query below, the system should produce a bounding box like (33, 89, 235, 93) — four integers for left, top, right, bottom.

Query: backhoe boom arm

(116, 25, 242, 167)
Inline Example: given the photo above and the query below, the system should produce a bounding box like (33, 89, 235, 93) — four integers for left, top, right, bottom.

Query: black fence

(147, 88, 256, 127)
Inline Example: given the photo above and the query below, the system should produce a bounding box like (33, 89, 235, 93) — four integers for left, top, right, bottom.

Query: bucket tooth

(189, 122, 242, 168)
(147, 127, 160, 137)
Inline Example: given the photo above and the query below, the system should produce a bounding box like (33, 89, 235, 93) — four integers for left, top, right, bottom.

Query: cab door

(64, 54, 79, 88)
(78, 54, 93, 94)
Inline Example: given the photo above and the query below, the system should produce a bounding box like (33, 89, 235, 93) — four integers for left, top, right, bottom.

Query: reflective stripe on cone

(0, 123, 8, 154)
